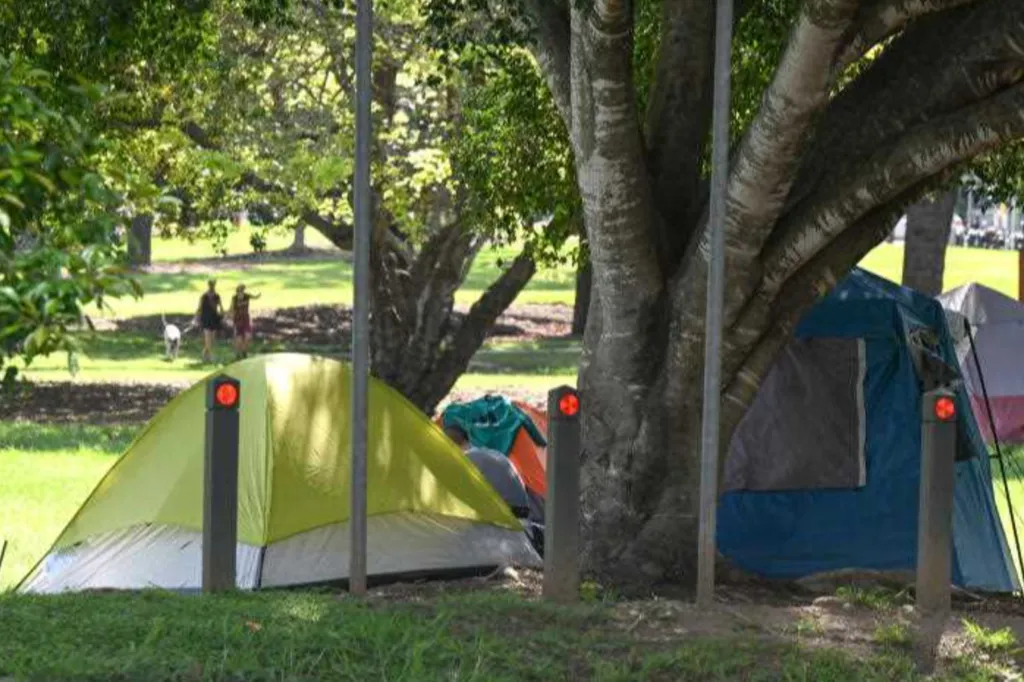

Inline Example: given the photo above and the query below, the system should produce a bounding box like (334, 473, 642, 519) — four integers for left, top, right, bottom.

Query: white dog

(162, 314, 182, 361)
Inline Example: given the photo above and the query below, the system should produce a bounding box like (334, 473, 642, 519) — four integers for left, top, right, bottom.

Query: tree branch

(644, 0, 714, 267)
(716, 173, 955, 487)
(301, 211, 353, 249)
(571, 3, 662, 339)
(835, 0, 979, 72)
(764, 82, 1024, 292)
(656, 0, 859, 400)
(415, 251, 537, 411)
(796, 0, 1023, 202)
(720, 0, 859, 251)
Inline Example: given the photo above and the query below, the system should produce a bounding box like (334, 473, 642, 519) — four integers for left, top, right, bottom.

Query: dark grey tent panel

(724, 337, 866, 493)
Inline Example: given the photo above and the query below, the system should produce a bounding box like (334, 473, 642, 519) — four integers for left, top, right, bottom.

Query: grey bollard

(916, 387, 957, 615)
(544, 385, 581, 603)
(203, 376, 241, 593)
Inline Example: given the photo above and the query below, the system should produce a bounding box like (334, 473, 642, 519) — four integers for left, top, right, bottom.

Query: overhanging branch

(796, 0, 1022, 201)
(417, 251, 536, 410)
(721, 0, 859, 250)
(835, 0, 979, 72)
(716, 172, 956, 485)
(764, 82, 1024, 291)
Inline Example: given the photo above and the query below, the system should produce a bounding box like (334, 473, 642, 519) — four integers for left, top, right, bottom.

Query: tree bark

(290, 223, 307, 251)
(572, 258, 591, 337)
(517, 0, 1024, 591)
(901, 189, 958, 296)
(128, 214, 153, 266)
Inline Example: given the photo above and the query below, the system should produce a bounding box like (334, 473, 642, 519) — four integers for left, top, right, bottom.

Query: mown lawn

(16, 334, 579, 389)
(0, 424, 131, 589)
(0, 588, 996, 681)
(860, 243, 1019, 298)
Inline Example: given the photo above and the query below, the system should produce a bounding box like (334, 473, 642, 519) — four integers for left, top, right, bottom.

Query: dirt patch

(0, 381, 187, 425)
(365, 569, 1024, 678)
(0, 379, 552, 426)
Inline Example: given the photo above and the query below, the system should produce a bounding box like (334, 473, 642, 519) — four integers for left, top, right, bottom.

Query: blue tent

(717, 268, 1019, 592)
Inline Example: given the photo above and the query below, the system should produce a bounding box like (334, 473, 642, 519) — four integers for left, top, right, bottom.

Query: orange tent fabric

(510, 402, 547, 497)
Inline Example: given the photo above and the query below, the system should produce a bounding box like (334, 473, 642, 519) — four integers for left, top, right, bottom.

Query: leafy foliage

(452, 50, 580, 266)
(0, 56, 136, 383)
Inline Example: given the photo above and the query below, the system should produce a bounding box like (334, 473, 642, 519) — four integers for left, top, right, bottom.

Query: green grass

(17, 331, 577, 389)
(97, 233, 1022, 321)
(0, 424, 126, 589)
(834, 586, 911, 611)
(859, 243, 1019, 298)
(873, 623, 913, 650)
(0, 589, 983, 681)
(962, 619, 1018, 655)
(150, 225, 339, 262)
(97, 235, 576, 321)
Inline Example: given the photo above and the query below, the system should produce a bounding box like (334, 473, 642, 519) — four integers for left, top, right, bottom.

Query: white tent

(939, 283, 1024, 445)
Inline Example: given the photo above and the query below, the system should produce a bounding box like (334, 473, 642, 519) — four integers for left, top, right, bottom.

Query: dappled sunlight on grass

(18, 331, 580, 391)
(0, 423, 135, 454)
(151, 226, 339, 262)
(98, 240, 576, 320)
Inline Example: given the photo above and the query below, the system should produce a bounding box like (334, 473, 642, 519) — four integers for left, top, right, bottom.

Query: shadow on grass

(0, 590, 940, 681)
(468, 338, 581, 376)
(137, 262, 352, 297)
(0, 423, 137, 454)
(63, 332, 581, 378)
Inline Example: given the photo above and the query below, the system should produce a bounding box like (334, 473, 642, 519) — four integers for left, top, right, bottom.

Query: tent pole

(349, 0, 373, 596)
(966, 319, 1024, 590)
(696, 0, 734, 610)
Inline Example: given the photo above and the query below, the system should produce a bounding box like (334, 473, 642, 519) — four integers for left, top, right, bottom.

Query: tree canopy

(0, 56, 138, 383)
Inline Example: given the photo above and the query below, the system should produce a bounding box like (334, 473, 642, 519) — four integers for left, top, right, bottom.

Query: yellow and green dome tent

(19, 353, 539, 593)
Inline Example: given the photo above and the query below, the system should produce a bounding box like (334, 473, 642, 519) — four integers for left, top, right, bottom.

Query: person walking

(230, 284, 260, 360)
(195, 279, 224, 363)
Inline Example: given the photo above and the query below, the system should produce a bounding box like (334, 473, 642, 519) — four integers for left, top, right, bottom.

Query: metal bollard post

(916, 387, 957, 615)
(203, 376, 241, 593)
(544, 385, 581, 603)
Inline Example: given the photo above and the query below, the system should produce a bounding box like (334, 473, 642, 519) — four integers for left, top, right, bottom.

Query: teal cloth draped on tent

(442, 395, 547, 457)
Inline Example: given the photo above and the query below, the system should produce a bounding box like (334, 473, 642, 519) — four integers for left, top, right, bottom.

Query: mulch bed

(0, 381, 186, 426)
(0, 380, 552, 427)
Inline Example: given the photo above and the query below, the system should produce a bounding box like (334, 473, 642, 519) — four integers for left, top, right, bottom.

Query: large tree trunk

(128, 214, 153, 266)
(518, 0, 1024, 590)
(901, 189, 958, 296)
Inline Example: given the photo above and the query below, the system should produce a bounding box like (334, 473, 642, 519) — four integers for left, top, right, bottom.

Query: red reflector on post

(215, 382, 239, 408)
(558, 393, 580, 417)
(934, 396, 956, 422)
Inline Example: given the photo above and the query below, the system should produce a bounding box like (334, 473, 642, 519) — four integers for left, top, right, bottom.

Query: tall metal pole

(696, 0, 734, 610)
(349, 0, 373, 596)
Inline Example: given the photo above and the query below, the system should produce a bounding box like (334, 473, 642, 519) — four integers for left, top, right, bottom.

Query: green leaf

(26, 170, 57, 193)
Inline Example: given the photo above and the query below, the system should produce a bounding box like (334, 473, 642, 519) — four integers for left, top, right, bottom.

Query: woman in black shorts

(195, 279, 224, 363)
